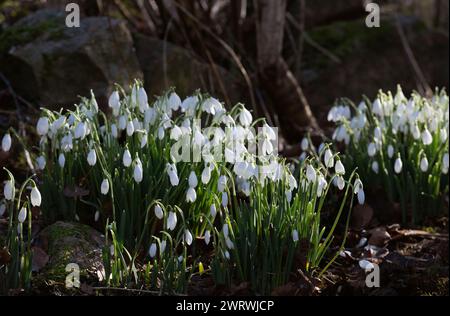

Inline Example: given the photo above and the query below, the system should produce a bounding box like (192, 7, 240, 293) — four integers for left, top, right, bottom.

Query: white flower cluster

(329, 86, 449, 175)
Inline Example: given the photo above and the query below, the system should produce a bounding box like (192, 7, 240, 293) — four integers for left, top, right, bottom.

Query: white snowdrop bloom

(224, 251, 230, 260)
(185, 230, 193, 246)
(126, 120, 135, 136)
(443, 153, 449, 173)
(167, 163, 179, 186)
(188, 171, 198, 188)
(394, 156, 403, 174)
(87, 149, 97, 166)
(225, 237, 234, 249)
(137, 87, 148, 112)
(18, 206, 27, 223)
(101, 179, 109, 195)
(287, 174, 298, 191)
(4, 179, 14, 201)
(218, 175, 227, 192)
(170, 125, 183, 141)
(50, 116, 66, 134)
(61, 134, 73, 152)
(30, 186, 42, 207)
(440, 128, 448, 143)
(316, 174, 327, 197)
(292, 230, 299, 242)
(324, 148, 334, 168)
(387, 145, 394, 158)
(167, 211, 177, 231)
(286, 190, 292, 203)
(204, 230, 211, 245)
(336, 176, 345, 190)
(144, 107, 157, 126)
(357, 188, 365, 205)
(306, 164, 316, 183)
(158, 126, 165, 140)
(154, 204, 164, 219)
(186, 187, 197, 203)
(94, 210, 100, 222)
(118, 115, 127, 130)
(239, 107, 252, 127)
(0, 204, 5, 217)
(372, 98, 383, 116)
(140, 132, 148, 148)
(210, 204, 217, 218)
(359, 259, 375, 272)
(353, 178, 363, 194)
(149, 243, 157, 258)
(36, 117, 49, 136)
(58, 153, 65, 168)
(420, 156, 429, 172)
(181, 95, 198, 114)
(201, 165, 212, 184)
(74, 122, 86, 139)
(2, 133, 11, 152)
(411, 124, 420, 140)
(133, 158, 143, 183)
(374, 126, 382, 141)
(168, 92, 181, 111)
(356, 237, 368, 248)
(222, 224, 229, 238)
(111, 124, 118, 138)
(109, 91, 120, 109)
(300, 137, 309, 151)
(36, 156, 46, 170)
(367, 142, 377, 157)
(160, 240, 167, 253)
(335, 160, 345, 175)
(372, 161, 379, 174)
(421, 128, 433, 145)
(221, 192, 228, 207)
(122, 149, 132, 167)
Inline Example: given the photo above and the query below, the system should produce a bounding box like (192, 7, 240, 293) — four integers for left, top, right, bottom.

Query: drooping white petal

(30, 186, 42, 207)
(2, 133, 12, 152)
(123, 149, 132, 167)
(18, 206, 27, 223)
(101, 179, 109, 195)
(154, 204, 164, 219)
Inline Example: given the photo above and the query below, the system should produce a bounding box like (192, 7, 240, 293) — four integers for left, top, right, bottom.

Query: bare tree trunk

(256, 0, 319, 140)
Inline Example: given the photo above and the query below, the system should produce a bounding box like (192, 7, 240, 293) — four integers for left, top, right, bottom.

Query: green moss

(0, 18, 65, 55)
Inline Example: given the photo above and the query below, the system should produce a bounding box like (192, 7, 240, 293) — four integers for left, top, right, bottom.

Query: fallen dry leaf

(368, 227, 391, 247)
(351, 204, 373, 230)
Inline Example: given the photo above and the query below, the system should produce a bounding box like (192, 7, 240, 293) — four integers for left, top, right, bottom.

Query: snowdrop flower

(304, 165, 315, 184)
(225, 237, 234, 249)
(210, 204, 217, 218)
(374, 126, 382, 141)
(353, 178, 363, 194)
(324, 148, 334, 168)
(300, 137, 309, 151)
(18, 206, 27, 223)
(126, 120, 135, 137)
(394, 156, 403, 174)
(387, 145, 394, 158)
(239, 108, 252, 127)
(74, 122, 86, 139)
(133, 158, 143, 183)
(167, 211, 177, 231)
(2, 133, 11, 152)
(101, 179, 109, 195)
(316, 174, 327, 197)
(168, 92, 181, 111)
(221, 192, 228, 207)
(186, 187, 197, 203)
(30, 185, 41, 207)
(118, 115, 127, 130)
(336, 176, 345, 190)
(158, 126, 165, 140)
(160, 240, 167, 253)
(357, 188, 365, 205)
(0, 204, 5, 217)
(94, 210, 100, 222)
(422, 128, 433, 145)
(185, 230, 193, 246)
(111, 124, 118, 138)
(218, 175, 227, 192)
(292, 229, 299, 242)
(443, 153, 449, 174)
(154, 204, 164, 219)
(411, 124, 420, 140)
(224, 251, 230, 260)
(188, 171, 198, 188)
(222, 224, 229, 237)
(123, 149, 132, 167)
(170, 125, 183, 141)
(109, 91, 120, 109)
(420, 156, 429, 172)
(58, 153, 65, 168)
(149, 243, 157, 258)
(167, 163, 179, 186)
(36, 156, 46, 170)
(367, 142, 377, 157)
(4, 178, 14, 201)
(372, 98, 383, 116)
(335, 160, 345, 175)
(36, 117, 49, 136)
(204, 230, 211, 245)
(372, 161, 379, 174)
(359, 259, 375, 272)
(137, 87, 148, 112)
(87, 149, 97, 166)
(201, 165, 212, 184)
(440, 128, 448, 143)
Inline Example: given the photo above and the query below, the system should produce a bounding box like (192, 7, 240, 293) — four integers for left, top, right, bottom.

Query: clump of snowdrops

(328, 85, 449, 224)
(0, 168, 40, 294)
(12, 80, 360, 294)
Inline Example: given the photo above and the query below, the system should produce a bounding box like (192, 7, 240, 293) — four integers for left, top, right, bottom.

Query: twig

(93, 286, 187, 296)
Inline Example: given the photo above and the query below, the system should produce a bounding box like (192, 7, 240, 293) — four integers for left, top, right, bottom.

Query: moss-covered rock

(37, 221, 104, 288)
